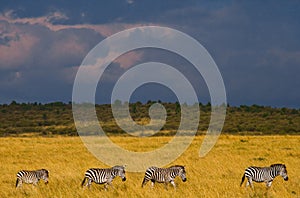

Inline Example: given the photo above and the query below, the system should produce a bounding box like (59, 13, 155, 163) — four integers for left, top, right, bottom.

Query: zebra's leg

(245, 181, 249, 187)
(106, 181, 115, 191)
(151, 181, 155, 188)
(31, 182, 38, 190)
(163, 182, 169, 190)
(170, 181, 176, 189)
(33, 179, 39, 187)
(104, 182, 114, 191)
(246, 178, 254, 189)
(266, 181, 272, 188)
(104, 183, 108, 191)
(86, 179, 92, 189)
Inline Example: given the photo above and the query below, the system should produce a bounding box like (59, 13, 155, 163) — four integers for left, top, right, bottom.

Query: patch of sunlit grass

(0, 135, 299, 197)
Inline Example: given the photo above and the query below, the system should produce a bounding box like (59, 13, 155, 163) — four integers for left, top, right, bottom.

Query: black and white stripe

(240, 164, 288, 188)
(141, 165, 187, 189)
(16, 169, 49, 188)
(81, 165, 126, 190)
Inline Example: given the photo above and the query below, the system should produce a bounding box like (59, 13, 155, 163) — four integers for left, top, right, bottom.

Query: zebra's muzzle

(122, 177, 126, 182)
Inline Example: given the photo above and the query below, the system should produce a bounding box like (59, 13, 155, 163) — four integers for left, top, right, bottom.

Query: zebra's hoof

(122, 177, 126, 182)
(183, 178, 187, 182)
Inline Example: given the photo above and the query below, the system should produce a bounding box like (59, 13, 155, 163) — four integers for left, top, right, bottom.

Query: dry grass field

(0, 135, 299, 198)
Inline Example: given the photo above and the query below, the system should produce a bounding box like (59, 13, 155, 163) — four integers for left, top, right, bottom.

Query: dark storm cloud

(0, 0, 200, 24)
(0, 1, 300, 107)
(152, 1, 300, 107)
(0, 13, 104, 103)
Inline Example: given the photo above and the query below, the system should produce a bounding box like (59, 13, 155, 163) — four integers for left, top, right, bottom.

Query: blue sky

(0, 0, 300, 107)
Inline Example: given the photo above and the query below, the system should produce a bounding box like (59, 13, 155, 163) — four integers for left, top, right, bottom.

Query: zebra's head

(113, 165, 126, 182)
(39, 169, 49, 184)
(172, 165, 187, 182)
(271, 164, 288, 181)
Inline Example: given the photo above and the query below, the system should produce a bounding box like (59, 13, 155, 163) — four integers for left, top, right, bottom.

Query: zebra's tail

(81, 177, 87, 187)
(15, 178, 19, 188)
(240, 173, 246, 187)
(141, 178, 146, 187)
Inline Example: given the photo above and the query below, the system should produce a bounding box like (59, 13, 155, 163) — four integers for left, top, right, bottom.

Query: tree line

(0, 101, 299, 137)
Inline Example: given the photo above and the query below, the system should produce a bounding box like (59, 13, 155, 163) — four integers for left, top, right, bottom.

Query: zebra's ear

(123, 165, 127, 168)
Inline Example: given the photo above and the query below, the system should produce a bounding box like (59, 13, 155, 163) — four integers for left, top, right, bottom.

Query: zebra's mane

(112, 165, 125, 170)
(39, 169, 49, 172)
(169, 165, 185, 169)
(270, 163, 286, 168)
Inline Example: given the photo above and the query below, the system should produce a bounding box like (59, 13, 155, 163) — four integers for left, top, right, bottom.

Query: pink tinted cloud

(48, 35, 87, 65)
(0, 31, 39, 69)
(0, 10, 68, 27)
(0, 10, 150, 37)
(0, 10, 148, 69)
(0, 11, 89, 69)
(0, 10, 149, 85)
(113, 51, 143, 68)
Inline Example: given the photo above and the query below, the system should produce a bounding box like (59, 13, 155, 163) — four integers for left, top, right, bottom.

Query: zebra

(141, 165, 187, 189)
(81, 165, 126, 190)
(16, 169, 49, 188)
(240, 163, 288, 188)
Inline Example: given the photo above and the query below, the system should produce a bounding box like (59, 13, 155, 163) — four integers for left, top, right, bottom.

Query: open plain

(1, 135, 299, 198)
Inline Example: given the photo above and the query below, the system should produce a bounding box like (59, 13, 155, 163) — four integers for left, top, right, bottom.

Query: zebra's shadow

(81, 183, 126, 192)
(14, 184, 43, 197)
(243, 187, 275, 198)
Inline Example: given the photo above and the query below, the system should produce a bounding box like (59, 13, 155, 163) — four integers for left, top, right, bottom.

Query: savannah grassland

(1, 135, 299, 198)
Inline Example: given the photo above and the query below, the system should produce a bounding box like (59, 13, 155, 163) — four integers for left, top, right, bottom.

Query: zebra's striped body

(16, 169, 49, 188)
(81, 165, 126, 190)
(141, 165, 186, 189)
(240, 164, 288, 188)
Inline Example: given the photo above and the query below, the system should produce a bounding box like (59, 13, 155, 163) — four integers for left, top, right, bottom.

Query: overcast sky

(1, 0, 300, 107)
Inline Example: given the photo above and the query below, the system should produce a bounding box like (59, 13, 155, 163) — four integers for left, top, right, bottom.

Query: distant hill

(0, 101, 299, 136)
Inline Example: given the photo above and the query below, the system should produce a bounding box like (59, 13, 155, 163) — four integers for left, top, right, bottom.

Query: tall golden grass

(0, 135, 299, 197)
